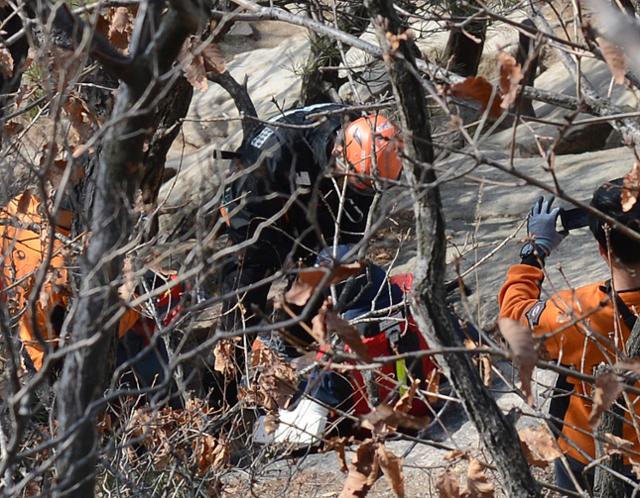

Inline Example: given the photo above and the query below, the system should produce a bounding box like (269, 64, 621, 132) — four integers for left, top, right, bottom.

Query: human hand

(527, 196, 567, 256)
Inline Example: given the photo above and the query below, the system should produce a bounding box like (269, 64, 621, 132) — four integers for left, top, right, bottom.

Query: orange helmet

(336, 114, 402, 191)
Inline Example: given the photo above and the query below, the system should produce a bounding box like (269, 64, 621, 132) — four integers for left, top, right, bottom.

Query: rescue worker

(0, 190, 179, 403)
(211, 103, 402, 408)
(498, 179, 640, 493)
(255, 245, 474, 446)
(219, 103, 402, 332)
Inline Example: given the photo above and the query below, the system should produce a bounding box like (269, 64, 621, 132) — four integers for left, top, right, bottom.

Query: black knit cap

(589, 177, 640, 265)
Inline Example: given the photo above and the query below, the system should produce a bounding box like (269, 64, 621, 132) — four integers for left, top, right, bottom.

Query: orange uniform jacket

(0, 192, 139, 371)
(499, 263, 640, 464)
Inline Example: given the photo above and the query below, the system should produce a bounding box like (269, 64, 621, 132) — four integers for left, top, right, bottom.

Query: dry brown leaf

(247, 345, 299, 410)
(393, 378, 421, 414)
(589, 371, 622, 428)
(462, 459, 494, 498)
(361, 404, 429, 432)
(179, 37, 208, 92)
(109, 7, 130, 36)
(598, 37, 626, 85)
(339, 439, 379, 498)
(201, 43, 225, 73)
(479, 355, 492, 387)
(498, 52, 522, 110)
(518, 424, 562, 467)
(444, 450, 466, 462)
(622, 161, 640, 212)
(0, 46, 13, 79)
(449, 77, 503, 119)
(602, 432, 633, 456)
(285, 262, 364, 307)
(192, 434, 229, 475)
(386, 29, 414, 53)
(326, 436, 349, 473)
(310, 301, 329, 345)
(263, 412, 279, 435)
(3, 121, 24, 137)
(63, 93, 100, 144)
(326, 309, 372, 363)
(105, 6, 136, 52)
(178, 37, 226, 92)
(376, 445, 405, 498)
(497, 318, 537, 404)
(436, 469, 461, 498)
(213, 339, 236, 376)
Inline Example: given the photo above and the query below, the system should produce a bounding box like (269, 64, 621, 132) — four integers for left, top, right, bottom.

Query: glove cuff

(520, 242, 546, 268)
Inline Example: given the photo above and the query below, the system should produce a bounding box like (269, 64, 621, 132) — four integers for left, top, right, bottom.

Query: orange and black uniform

(499, 262, 640, 464)
(0, 191, 138, 371)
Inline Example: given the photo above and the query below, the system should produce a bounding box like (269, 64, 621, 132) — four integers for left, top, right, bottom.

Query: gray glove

(527, 196, 567, 256)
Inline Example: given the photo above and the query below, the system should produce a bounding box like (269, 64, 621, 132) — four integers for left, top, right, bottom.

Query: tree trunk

(444, 3, 486, 77)
(54, 2, 199, 495)
(593, 318, 640, 497)
(364, 1, 540, 496)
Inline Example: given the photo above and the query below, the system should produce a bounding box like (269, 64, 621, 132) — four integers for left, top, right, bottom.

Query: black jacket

(223, 103, 373, 252)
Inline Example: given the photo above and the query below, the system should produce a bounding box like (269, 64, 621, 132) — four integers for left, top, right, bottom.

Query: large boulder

(158, 25, 310, 234)
(483, 57, 637, 156)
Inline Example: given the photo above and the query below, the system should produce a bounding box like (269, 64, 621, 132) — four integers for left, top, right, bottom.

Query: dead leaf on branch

(449, 77, 503, 120)
(385, 29, 414, 53)
(498, 53, 522, 110)
(0, 46, 13, 79)
(192, 434, 229, 475)
(376, 445, 405, 498)
(339, 439, 379, 498)
(178, 36, 226, 92)
(393, 378, 421, 414)
(598, 37, 626, 85)
(602, 432, 633, 456)
(462, 459, 495, 498)
(326, 309, 372, 363)
(588, 371, 623, 428)
(436, 469, 461, 498)
(284, 262, 365, 307)
(622, 161, 640, 212)
(63, 93, 100, 147)
(213, 339, 237, 376)
(361, 403, 429, 433)
(263, 412, 279, 435)
(325, 436, 350, 473)
(310, 302, 329, 345)
(497, 318, 537, 405)
(245, 345, 299, 410)
(444, 450, 466, 462)
(3, 121, 24, 137)
(96, 6, 136, 52)
(518, 424, 562, 467)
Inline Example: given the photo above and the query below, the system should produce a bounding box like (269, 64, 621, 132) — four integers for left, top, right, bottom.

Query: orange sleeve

(498, 264, 545, 321)
(498, 263, 564, 358)
(118, 308, 140, 337)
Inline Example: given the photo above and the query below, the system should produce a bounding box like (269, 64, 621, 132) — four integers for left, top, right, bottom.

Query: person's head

(333, 114, 402, 193)
(589, 177, 640, 267)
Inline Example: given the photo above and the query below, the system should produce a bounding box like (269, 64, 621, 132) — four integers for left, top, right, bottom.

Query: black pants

(116, 332, 182, 409)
